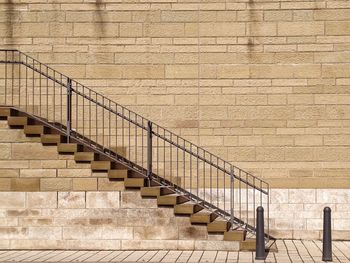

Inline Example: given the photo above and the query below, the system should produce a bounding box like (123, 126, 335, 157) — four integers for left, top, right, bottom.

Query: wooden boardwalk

(0, 240, 349, 262)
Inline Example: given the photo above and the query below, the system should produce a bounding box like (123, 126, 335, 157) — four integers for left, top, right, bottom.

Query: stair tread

(57, 143, 79, 153)
(124, 177, 145, 188)
(24, 125, 45, 134)
(91, 161, 111, 170)
(224, 230, 246, 241)
(8, 116, 27, 126)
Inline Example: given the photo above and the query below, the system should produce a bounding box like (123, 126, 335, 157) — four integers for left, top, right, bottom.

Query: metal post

(322, 207, 332, 262)
(147, 121, 152, 186)
(255, 206, 265, 260)
(66, 78, 72, 143)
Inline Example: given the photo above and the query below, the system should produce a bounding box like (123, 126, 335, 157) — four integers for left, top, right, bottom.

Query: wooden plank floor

(0, 240, 349, 262)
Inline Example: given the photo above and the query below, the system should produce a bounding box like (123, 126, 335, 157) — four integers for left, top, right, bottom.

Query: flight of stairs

(0, 106, 257, 251)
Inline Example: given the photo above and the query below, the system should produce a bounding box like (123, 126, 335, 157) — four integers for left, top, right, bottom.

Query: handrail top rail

(0, 49, 269, 193)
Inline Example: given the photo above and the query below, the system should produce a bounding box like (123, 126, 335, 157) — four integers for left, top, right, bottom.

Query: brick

(13, 23, 49, 37)
(144, 23, 184, 37)
(278, 22, 324, 36)
(165, 65, 198, 79)
(86, 192, 119, 208)
(49, 23, 73, 37)
(247, 22, 277, 36)
(27, 192, 57, 208)
(10, 178, 40, 191)
(264, 11, 292, 21)
(315, 9, 350, 21)
(0, 143, 10, 159)
(199, 23, 245, 36)
(20, 169, 56, 178)
(217, 65, 249, 78)
(122, 65, 165, 79)
(86, 65, 122, 79)
(0, 192, 25, 208)
(72, 178, 97, 191)
(58, 192, 85, 209)
(326, 22, 350, 35)
(73, 23, 119, 37)
(40, 178, 72, 191)
(120, 23, 143, 37)
(12, 143, 58, 160)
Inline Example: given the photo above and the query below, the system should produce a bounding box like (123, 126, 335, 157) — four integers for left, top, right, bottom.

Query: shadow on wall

(94, 0, 106, 35)
(5, 0, 14, 45)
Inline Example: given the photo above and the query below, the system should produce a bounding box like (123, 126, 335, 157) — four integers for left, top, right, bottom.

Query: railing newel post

(147, 120, 153, 186)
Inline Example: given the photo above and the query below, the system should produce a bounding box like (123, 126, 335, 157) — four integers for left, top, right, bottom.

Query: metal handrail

(0, 49, 270, 240)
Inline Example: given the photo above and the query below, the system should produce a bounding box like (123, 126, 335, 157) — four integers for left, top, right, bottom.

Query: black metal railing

(0, 49, 270, 240)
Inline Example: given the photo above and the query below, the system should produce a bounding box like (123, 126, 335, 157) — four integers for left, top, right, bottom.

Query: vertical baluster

(147, 120, 152, 186)
(102, 97, 104, 148)
(239, 170, 242, 228)
(128, 111, 131, 161)
(4, 51, 7, 105)
(170, 134, 172, 186)
(135, 114, 137, 163)
(52, 70, 56, 123)
(11, 51, 14, 106)
(39, 63, 41, 116)
(122, 107, 124, 154)
(116, 104, 118, 157)
(203, 150, 205, 204)
(66, 78, 72, 142)
(95, 92, 98, 146)
(25, 56, 28, 111)
(46, 67, 48, 119)
(109, 100, 111, 152)
(19, 53, 21, 108)
(230, 166, 235, 229)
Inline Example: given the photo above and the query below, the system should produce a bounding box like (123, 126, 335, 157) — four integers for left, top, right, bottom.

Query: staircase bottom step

(240, 238, 256, 251)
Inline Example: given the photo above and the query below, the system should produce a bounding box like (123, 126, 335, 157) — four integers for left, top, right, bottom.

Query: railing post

(255, 206, 265, 260)
(66, 78, 72, 143)
(147, 121, 152, 186)
(230, 166, 234, 228)
(322, 207, 332, 262)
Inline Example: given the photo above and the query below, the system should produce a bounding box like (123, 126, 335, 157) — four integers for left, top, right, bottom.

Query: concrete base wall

(270, 189, 350, 240)
(0, 191, 239, 250)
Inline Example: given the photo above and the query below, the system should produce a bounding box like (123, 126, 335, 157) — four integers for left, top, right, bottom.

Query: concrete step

(207, 220, 231, 233)
(41, 134, 61, 144)
(0, 107, 12, 118)
(24, 125, 45, 135)
(240, 238, 256, 251)
(91, 161, 111, 171)
(174, 202, 203, 215)
(140, 186, 174, 197)
(124, 177, 145, 188)
(157, 194, 188, 206)
(74, 152, 95, 162)
(108, 169, 128, 179)
(8, 116, 27, 126)
(190, 210, 218, 224)
(224, 230, 246, 241)
(57, 143, 79, 153)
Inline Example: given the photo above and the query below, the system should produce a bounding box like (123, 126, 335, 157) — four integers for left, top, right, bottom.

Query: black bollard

(322, 207, 332, 262)
(255, 206, 265, 260)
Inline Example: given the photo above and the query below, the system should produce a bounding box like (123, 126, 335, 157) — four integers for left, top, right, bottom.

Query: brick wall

(1, 1, 350, 187)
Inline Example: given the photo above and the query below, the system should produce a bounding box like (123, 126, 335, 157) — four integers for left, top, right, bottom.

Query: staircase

(0, 50, 271, 251)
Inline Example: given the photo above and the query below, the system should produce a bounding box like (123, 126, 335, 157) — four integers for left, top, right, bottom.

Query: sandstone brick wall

(1, 1, 350, 187)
